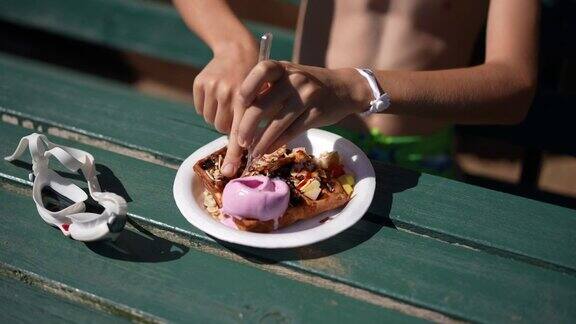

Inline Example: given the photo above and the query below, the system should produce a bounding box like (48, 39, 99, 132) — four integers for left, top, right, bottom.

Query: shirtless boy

(174, 0, 539, 177)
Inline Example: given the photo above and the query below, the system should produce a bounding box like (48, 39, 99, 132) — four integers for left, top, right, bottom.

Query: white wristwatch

(355, 68, 391, 117)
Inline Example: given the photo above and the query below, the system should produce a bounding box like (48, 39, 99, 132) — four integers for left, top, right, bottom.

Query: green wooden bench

(1, 0, 575, 323)
(0, 0, 295, 67)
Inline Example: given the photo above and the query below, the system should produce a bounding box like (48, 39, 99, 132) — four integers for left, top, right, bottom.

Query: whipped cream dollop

(221, 175, 290, 228)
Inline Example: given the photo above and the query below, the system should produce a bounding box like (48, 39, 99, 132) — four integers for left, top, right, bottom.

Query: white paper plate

(173, 128, 375, 249)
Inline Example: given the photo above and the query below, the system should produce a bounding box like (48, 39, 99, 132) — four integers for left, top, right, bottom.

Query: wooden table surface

(0, 52, 575, 323)
(0, 0, 575, 322)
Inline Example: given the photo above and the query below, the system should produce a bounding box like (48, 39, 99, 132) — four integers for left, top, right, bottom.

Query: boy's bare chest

(297, 0, 487, 70)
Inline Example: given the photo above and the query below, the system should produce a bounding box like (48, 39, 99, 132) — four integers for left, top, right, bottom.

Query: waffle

(193, 146, 351, 232)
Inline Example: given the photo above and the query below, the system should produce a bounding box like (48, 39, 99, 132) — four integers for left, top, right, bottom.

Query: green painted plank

(385, 171, 576, 272)
(0, 189, 422, 324)
(1, 124, 575, 323)
(0, 52, 220, 164)
(0, 276, 130, 324)
(0, 0, 294, 67)
(1, 51, 576, 274)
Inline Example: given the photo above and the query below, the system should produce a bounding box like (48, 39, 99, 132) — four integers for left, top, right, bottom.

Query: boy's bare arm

(371, 0, 539, 124)
(173, 0, 256, 176)
(231, 0, 540, 156)
(173, 0, 255, 56)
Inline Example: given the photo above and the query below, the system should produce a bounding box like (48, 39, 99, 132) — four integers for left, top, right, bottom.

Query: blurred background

(0, 0, 574, 208)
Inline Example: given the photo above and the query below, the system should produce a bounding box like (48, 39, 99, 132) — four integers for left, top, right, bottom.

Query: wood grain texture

(370, 163, 576, 274)
(1, 1, 574, 322)
(1, 123, 576, 323)
(0, 0, 294, 67)
(0, 52, 219, 164)
(0, 276, 130, 324)
(1, 52, 575, 273)
(0, 189, 422, 324)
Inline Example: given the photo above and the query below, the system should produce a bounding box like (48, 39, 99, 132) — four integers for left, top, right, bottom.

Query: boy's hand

(232, 61, 371, 158)
(193, 44, 257, 134)
(193, 44, 257, 178)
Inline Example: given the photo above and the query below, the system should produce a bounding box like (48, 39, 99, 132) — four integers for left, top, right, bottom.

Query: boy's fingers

(193, 83, 204, 115)
(251, 96, 308, 157)
(266, 108, 317, 155)
(237, 77, 292, 147)
(203, 94, 217, 125)
(222, 139, 243, 177)
(221, 98, 245, 177)
(214, 96, 233, 134)
(239, 61, 285, 106)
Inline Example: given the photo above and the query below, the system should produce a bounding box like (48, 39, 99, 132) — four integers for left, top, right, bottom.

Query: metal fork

(243, 32, 273, 176)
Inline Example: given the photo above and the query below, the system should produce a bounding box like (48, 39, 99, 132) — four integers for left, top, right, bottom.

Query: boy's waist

(323, 125, 455, 177)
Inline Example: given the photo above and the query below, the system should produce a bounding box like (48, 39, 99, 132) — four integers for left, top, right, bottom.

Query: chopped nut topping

(202, 190, 221, 219)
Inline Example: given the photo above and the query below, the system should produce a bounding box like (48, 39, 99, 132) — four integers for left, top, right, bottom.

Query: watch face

(375, 94, 391, 113)
(374, 100, 384, 112)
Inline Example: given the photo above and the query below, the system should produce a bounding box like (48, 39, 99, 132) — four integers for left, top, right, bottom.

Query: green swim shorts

(323, 126, 455, 178)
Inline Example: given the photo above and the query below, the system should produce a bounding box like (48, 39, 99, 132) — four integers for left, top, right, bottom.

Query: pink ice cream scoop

(221, 175, 290, 224)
